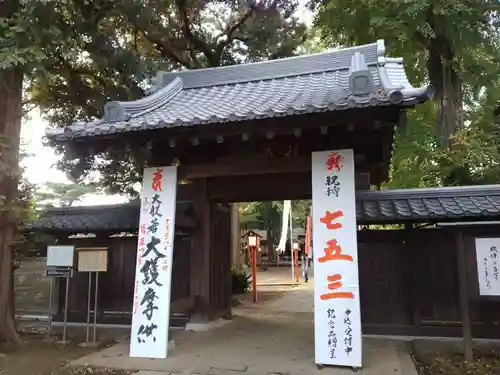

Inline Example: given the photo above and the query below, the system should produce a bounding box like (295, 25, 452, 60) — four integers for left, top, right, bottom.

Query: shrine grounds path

(69, 275, 418, 375)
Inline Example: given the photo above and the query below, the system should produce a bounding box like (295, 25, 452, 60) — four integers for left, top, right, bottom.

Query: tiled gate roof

(45, 40, 433, 142)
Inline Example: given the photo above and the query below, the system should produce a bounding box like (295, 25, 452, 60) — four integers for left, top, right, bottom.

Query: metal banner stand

(85, 271, 100, 343)
(62, 275, 70, 343)
(85, 272, 92, 342)
(46, 277, 54, 341)
(93, 272, 99, 342)
(77, 247, 108, 346)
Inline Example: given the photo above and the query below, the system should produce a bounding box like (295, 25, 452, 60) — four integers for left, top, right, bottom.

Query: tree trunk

(427, 38, 463, 147)
(0, 65, 23, 343)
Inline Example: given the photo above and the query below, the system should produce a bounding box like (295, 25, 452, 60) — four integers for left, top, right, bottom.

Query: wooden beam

(178, 155, 374, 180)
(178, 171, 369, 202)
(178, 155, 312, 179)
(71, 106, 400, 148)
(206, 172, 371, 202)
(456, 230, 473, 361)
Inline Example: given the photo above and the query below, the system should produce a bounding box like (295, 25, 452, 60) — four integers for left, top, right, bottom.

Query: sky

(21, 111, 129, 206)
(20, 5, 313, 207)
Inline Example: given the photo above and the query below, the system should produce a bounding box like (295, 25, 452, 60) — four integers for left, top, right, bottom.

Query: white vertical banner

(475, 238, 500, 296)
(130, 166, 178, 359)
(277, 200, 291, 252)
(311, 149, 362, 367)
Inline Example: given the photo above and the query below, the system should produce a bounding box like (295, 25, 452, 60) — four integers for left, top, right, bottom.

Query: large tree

(27, 0, 308, 197)
(0, 0, 307, 342)
(311, 1, 500, 188)
(0, 0, 26, 343)
(311, 0, 500, 147)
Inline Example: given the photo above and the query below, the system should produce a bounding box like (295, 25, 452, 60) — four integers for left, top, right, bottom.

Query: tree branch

(215, 7, 254, 58)
(174, 0, 218, 66)
(117, 0, 196, 69)
(132, 21, 195, 68)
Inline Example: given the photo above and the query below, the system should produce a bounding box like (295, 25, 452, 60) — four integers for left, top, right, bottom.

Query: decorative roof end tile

(376, 39, 386, 66)
(63, 127, 74, 139)
(103, 77, 184, 123)
(349, 52, 374, 96)
(103, 101, 130, 123)
(388, 90, 404, 104)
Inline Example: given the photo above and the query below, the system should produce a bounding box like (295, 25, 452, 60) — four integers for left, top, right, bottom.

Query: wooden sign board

(77, 247, 108, 272)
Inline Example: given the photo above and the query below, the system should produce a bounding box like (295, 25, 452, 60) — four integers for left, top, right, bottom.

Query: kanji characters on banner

(312, 149, 362, 367)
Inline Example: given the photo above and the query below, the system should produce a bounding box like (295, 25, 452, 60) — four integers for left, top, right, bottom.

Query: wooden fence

(15, 225, 500, 338)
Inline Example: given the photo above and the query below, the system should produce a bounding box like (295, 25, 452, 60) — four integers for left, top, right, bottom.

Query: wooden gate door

(357, 230, 413, 333)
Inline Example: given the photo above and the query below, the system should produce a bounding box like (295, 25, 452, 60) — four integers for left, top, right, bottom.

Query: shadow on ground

(70, 285, 418, 375)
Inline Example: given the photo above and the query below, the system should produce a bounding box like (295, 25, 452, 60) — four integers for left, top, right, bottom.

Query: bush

(231, 267, 251, 294)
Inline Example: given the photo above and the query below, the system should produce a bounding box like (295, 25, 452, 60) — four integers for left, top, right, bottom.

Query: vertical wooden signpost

(130, 166, 178, 359)
(311, 149, 362, 369)
(77, 247, 108, 344)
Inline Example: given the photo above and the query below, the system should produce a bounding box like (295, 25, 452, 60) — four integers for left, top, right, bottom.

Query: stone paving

(254, 266, 300, 286)
(70, 280, 417, 375)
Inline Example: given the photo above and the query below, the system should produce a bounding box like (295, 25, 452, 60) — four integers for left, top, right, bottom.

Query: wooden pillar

(230, 203, 241, 267)
(190, 179, 211, 321)
(211, 204, 232, 319)
(456, 230, 473, 361)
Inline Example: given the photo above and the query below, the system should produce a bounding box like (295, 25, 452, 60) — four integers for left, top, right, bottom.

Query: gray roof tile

(45, 40, 434, 142)
(356, 185, 500, 223)
(28, 185, 500, 233)
(28, 202, 195, 233)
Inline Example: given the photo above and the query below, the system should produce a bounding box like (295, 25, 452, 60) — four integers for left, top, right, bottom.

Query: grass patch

(410, 341, 500, 375)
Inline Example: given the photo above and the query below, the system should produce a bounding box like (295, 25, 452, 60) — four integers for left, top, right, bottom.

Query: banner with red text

(130, 166, 177, 359)
(312, 149, 362, 367)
